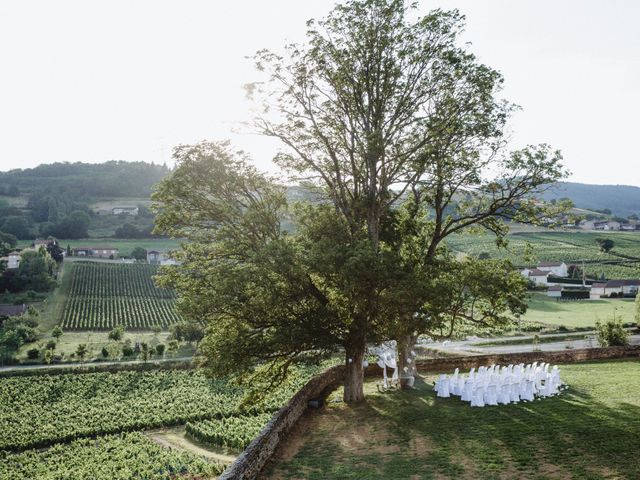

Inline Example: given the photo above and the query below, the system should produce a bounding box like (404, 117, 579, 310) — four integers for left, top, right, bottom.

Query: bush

(101, 347, 109, 358)
(26, 348, 40, 360)
(122, 344, 134, 357)
(595, 317, 629, 347)
(108, 325, 125, 342)
(155, 344, 165, 357)
(45, 340, 57, 351)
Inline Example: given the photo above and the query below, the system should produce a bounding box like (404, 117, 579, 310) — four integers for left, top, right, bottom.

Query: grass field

(267, 360, 640, 480)
(521, 293, 636, 328)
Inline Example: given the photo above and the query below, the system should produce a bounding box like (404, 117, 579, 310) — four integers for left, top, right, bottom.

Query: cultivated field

(267, 360, 640, 480)
(0, 367, 312, 479)
(448, 230, 640, 279)
(60, 262, 181, 330)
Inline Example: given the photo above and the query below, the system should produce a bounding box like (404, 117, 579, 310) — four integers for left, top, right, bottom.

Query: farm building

(524, 268, 550, 286)
(72, 246, 119, 259)
(112, 206, 139, 216)
(590, 279, 640, 299)
(4, 251, 21, 269)
(0, 303, 27, 320)
(147, 249, 180, 266)
(536, 261, 568, 277)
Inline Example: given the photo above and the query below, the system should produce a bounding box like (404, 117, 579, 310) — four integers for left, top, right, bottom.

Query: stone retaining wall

(218, 364, 346, 480)
(220, 345, 640, 479)
(414, 345, 640, 373)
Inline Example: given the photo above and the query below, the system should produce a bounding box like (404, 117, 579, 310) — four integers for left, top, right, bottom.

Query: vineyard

(448, 230, 640, 279)
(60, 262, 182, 330)
(0, 432, 223, 480)
(0, 367, 315, 477)
(186, 413, 272, 451)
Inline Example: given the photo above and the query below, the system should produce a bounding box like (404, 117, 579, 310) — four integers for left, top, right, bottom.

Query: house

(537, 261, 568, 278)
(112, 206, 139, 216)
(620, 223, 638, 231)
(6, 251, 21, 269)
(0, 303, 27, 319)
(527, 268, 550, 286)
(594, 220, 621, 231)
(602, 280, 625, 297)
(621, 279, 640, 296)
(147, 249, 180, 266)
(72, 246, 119, 259)
(547, 285, 563, 298)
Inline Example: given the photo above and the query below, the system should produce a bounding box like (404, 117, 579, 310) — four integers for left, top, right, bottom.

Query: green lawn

(521, 293, 636, 328)
(267, 360, 640, 480)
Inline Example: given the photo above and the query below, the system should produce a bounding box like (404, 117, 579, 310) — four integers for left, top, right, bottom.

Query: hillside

(540, 182, 640, 218)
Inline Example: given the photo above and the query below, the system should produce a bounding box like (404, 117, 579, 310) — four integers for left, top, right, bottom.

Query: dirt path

(146, 426, 237, 465)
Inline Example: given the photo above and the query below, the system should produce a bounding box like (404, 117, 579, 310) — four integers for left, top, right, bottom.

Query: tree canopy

(154, 0, 566, 403)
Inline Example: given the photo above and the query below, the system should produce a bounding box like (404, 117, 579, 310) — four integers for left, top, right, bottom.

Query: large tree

(155, 0, 565, 403)
(248, 0, 565, 388)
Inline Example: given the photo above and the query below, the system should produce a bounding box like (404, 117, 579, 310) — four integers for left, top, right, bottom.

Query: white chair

(498, 383, 511, 405)
(484, 384, 499, 406)
(436, 376, 450, 398)
(471, 386, 485, 407)
(461, 378, 474, 402)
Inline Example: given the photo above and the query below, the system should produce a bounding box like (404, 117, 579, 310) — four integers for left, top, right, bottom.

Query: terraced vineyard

(448, 230, 640, 279)
(60, 262, 182, 330)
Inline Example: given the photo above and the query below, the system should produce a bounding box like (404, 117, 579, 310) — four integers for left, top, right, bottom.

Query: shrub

(101, 347, 109, 358)
(122, 344, 134, 357)
(45, 340, 57, 351)
(595, 317, 629, 347)
(108, 325, 125, 342)
(27, 348, 40, 360)
(155, 344, 165, 357)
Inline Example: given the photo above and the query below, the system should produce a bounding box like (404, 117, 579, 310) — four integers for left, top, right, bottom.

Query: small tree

(595, 316, 629, 347)
(66, 244, 72, 257)
(101, 346, 109, 358)
(139, 342, 151, 362)
(122, 342, 134, 358)
(596, 238, 614, 253)
(108, 325, 125, 342)
(155, 344, 165, 357)
(44, 349, 54, 365)
(131, 247, 147, 262)
(45, 339, 56, 351)
(27, 348, 40, 360)
(167, 340, 179, 357)
(76, 343, 88, 362)
(52, 325, 63, 341)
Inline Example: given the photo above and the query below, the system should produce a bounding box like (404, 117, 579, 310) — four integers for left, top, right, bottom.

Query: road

(423, 331, 640, 355)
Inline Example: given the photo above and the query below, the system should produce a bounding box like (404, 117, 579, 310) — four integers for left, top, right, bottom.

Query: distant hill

(0, 161, 170, 199)
(539, 182, 640, 218)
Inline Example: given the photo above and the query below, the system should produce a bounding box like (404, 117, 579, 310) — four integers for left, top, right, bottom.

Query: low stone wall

(220, 345, 640, 479)
(218, 364, 346, 480)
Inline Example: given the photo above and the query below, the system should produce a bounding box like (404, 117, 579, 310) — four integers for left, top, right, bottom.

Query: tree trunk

(397, 333, 418, 389)
(343, 346, 365, 403)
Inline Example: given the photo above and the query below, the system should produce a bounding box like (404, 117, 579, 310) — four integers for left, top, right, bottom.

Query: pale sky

(0, 1, 639, 186)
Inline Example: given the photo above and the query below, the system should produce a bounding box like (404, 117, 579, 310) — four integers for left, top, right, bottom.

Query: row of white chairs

(433, 362, 564, 407)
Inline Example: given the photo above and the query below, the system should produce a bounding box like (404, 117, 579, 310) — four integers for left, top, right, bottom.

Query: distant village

(521, 261, 639, 300)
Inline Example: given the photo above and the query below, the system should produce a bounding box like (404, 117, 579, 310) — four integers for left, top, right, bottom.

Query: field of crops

(0, 432, 223, 480)
(186, 413, 272, 451)
(0, 366, 318, 477)
(60, 262, 182, 330)
(0, 369, 306, 452)
(448, 230, 640, 279)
